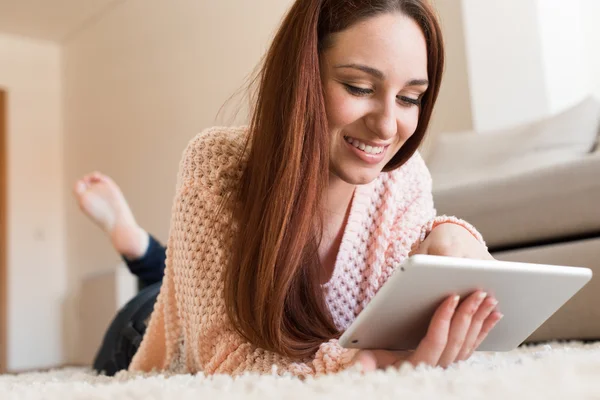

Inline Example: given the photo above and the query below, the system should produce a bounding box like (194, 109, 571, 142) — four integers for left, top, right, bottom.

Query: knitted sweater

(128, 126, 485, 377)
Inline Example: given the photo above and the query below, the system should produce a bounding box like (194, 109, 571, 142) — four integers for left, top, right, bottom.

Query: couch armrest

(434, 153, 600, 250)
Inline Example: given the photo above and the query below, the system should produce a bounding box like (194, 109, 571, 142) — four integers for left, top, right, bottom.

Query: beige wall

(0, 33, 64, 371)
(422, 0, 474, 156)
(62, 0, 293, 364)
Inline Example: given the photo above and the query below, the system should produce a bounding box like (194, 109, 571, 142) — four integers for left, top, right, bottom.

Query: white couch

(427, 96, 600, 343)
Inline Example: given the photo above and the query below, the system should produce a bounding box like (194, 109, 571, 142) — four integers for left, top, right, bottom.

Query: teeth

(344, 136, 384, 155)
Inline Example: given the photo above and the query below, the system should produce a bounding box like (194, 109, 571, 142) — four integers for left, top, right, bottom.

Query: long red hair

(223, 0, 445, 359)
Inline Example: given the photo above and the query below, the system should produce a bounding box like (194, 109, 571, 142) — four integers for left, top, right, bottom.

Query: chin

(332, 166, 380, 186)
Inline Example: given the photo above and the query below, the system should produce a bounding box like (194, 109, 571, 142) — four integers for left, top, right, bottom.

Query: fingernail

(451, 295, 460, 309)
(478, 292, 487, 301)
(496, 312, 504, 321)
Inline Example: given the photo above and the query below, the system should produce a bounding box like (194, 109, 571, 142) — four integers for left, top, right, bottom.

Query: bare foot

(73, 172, 149, 260)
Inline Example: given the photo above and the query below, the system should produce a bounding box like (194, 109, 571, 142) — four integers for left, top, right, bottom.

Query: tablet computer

(339, 255, 592, 352)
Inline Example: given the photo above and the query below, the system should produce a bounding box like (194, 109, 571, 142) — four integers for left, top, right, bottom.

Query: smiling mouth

(343, 136, 386, 155)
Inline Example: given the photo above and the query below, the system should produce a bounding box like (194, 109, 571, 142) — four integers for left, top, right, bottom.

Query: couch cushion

(426, 96, 600, 192)
(433, 153, 600, 249)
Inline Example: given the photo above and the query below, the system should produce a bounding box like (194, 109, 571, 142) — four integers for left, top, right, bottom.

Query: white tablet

(339, 255, 592, 352)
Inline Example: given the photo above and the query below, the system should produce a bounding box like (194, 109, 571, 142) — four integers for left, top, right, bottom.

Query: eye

(344, 84, 373, 97)
(397, 96, 422, 107)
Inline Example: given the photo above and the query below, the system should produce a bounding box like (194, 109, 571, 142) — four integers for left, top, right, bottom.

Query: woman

(86, 0, 503, 377)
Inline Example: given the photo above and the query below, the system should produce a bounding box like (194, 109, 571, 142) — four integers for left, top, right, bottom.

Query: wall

(422, 0, 474, 155)
(0, 33, 64, 371)
(458, 0, 599, 134)
(62, 0, 293, 364)
(537, 0, 590, 114)
(461, 0, 549, 132)
(581, 0, 600, 101)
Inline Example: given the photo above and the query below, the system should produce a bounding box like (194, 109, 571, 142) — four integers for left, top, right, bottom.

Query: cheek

(401, 110, 421, 140)
(390, 111, 420, 156)
(325, 87, 363, 130)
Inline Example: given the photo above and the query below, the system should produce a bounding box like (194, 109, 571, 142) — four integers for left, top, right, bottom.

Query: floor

(1, 341, 600, 399)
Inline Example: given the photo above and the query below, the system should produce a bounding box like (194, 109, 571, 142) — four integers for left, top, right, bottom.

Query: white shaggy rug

(2, 342, 600, 399)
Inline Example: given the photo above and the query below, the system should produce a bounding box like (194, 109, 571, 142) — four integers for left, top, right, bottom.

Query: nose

(364, 97, 398, 140)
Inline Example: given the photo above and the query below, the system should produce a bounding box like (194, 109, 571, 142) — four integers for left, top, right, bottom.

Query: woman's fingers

(437, 291, 488, 367)
(456, 296, 498, 361)
(470, 311, 504, 354)
(352, 349, 411, 371)
(411, 292, 502, 369)
(408, 294, 459, 367)
(356, 294, 503, 372)
(351, 350, 378, 372)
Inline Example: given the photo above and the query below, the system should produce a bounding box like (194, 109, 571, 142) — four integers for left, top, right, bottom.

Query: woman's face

(321, 12, 429, 185)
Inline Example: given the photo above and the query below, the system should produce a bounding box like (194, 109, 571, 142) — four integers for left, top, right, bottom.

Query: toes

(81, 173, 94, 184)
(73, 180, 87, 195)
(82, 171, 108, 185)
(89, 172, 104, 182)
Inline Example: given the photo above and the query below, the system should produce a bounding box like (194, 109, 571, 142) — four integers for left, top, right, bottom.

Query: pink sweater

(128, 126, 485, 377)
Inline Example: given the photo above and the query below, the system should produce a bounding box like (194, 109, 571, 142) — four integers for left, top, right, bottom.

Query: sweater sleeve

(309, 339, 360, 375)
(208, 335, 359, 377)
(419, 215, 486, 247)
(129, 127, 246, 374)
(400, 153, 487, 256)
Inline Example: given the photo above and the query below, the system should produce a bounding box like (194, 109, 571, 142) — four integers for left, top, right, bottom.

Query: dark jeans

(124, 234, 167, 289)
(92, 235, 166, 376)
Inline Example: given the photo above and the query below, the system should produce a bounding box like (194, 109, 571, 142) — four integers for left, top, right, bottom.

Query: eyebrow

(334, 63, 429, 87)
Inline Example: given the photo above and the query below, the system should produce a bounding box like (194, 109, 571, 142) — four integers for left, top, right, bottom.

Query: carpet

(2, 341, 600, 399)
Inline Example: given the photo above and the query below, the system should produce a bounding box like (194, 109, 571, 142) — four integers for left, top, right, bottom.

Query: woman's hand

(351, 290, 503, 371)
(350, 223, 502, 371)
(414, 223, 494, 260)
